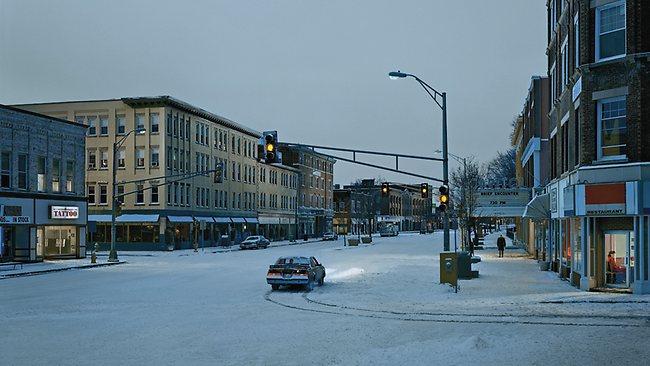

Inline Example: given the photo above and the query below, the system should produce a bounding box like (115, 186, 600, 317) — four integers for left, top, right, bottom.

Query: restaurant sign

(585, 183, 626, 216)
(50, 206, 80, 219)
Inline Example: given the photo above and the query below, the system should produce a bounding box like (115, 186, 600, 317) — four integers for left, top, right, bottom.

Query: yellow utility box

(440, 252, 458, 287)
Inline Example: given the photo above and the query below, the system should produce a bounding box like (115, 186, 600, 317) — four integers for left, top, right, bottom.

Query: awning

(88, 214, 112, 222)
(246, 218, 259, 224)
(258, 216, 279, 225)
(523, 193, 550, 220)
(116, 214, 160, 223)
(194, 216, 212, 222)
(167, 216, 194, 223)
(230, 217, 246, 223)
(213, 217, 232, 224)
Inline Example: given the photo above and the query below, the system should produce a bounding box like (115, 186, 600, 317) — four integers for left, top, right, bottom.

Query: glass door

(604, 231, 634, 288)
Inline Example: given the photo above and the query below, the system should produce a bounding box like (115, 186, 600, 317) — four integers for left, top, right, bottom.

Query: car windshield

(275, 257, 310, 265)
(245, 236, 259, 241)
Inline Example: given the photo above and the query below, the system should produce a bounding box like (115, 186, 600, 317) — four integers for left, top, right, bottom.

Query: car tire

(318, 276, 324, 286)
(305, 279, 314, 292)
(271, 284, 279, 291)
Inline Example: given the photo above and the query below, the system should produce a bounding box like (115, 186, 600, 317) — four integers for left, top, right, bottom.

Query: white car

(322, 232, 339, 241)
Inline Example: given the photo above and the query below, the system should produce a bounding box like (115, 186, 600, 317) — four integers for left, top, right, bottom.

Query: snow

(1, 231, 649, 366)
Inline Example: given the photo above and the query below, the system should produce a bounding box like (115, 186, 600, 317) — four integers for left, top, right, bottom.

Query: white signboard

(474, 188, 531, 218)
(0, 216, 31, 224)
(50, 206, 80, 219)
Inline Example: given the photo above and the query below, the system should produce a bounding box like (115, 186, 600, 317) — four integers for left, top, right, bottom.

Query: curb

(0, 261, 127, 280)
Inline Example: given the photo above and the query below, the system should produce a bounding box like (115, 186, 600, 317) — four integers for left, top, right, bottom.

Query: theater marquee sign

(474, 188, 531, 218)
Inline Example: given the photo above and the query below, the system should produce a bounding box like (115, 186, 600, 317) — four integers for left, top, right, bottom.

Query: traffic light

(381, 182, 390, 197)
(263, 131, 277, 164)
(438, 185, 449, 212)
(114, 200, 123, 217)
(214, 162, 223, 183)
(420, 183, 429, 198)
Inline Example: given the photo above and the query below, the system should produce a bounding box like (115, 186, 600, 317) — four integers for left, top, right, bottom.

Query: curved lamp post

(108, 127, 146, 262)
(389, 71, 450, 251)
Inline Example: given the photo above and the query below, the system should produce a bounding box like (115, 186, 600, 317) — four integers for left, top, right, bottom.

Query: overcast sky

(0, 0, 547, 185)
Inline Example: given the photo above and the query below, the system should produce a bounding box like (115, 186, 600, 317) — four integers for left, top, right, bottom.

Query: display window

(39, 226, 77, 257)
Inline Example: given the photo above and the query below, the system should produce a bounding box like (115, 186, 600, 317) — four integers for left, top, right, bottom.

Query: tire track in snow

(263, 291, 649, 328)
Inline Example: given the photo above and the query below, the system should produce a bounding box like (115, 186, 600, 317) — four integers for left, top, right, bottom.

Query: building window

(116, 185, 125, 205)
(99, 116, 109, 135)
(574, 108, 580, 167)
(166, 113, 172, 135)
(135, 113, 145, 133)
(87, 116, 97, 136)
(561, 38, 568, 91)
(99, 184, 108, 205)
(0, 152, 10, 188)
(66, 160, 74, 192)
(151, 185, 159, 204)
(151, 147, 159, 167)
(136, 185, 145, 204)
(173, 148, 179, 170)
(117, 114, 126, 134)
(185, 119, 190, 140)
(136, 148, 145, 168)
(549, 63, 557, 101)
(52, 158, 61, 192)
(88, 185, 96, 204)
(597, 96, 627, 160)
(118, 149, 125, 168)
(596, 1, 626, 62)
(100, 150, 109, 169)
(150, 113, 159, 134)
(88, 150, 96, 169)
(186, 183, 191, 205)
(195, 122, 200, 143)
(37, 156, 46, 191)
(574, 13, 580, 69)
(179, 119, 185, 139)
(17, 154, 28, 190)
(173, 115, 179, 137)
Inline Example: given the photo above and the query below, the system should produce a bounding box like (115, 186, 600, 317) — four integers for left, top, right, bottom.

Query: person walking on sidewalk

(497, 235, 506, 258)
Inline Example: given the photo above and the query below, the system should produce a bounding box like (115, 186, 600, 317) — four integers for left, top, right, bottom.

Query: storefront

(1, 196, 87, 262)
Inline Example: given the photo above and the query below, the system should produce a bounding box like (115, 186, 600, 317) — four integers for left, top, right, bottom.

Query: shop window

(66, 160, 74, 192)
(17, 154, 28, 190)
(1, 151, 11, 188)
(52, 158, 61, 192)
(42, 226, 77, 257)
(37, 156, 46, 191)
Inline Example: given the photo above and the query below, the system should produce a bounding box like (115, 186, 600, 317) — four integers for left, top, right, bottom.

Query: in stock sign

(50, 206, 80, 219)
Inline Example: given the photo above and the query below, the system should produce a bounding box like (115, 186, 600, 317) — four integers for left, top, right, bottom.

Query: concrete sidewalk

(0, 259, 125, 279)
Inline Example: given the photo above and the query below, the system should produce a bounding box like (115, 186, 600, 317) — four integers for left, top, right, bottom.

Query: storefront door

(604, 231, 635, 288)
(0, 226, 15, 261)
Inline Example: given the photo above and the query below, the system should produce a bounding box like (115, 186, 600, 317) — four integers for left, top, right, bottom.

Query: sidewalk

(0, 259, 125, 279)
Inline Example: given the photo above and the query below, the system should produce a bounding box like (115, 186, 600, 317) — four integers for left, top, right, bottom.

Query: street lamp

(389, 70, 450, 251)
(108, 127, 146, 262)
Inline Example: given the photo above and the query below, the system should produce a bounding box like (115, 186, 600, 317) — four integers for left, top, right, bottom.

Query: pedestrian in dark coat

(497, 235, 506, 258)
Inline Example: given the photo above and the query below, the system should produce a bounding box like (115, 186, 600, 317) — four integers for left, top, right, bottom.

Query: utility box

(440, 252, 458, 287)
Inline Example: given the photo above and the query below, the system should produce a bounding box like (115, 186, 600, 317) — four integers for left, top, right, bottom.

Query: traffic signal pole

(442, 92, 450, 252)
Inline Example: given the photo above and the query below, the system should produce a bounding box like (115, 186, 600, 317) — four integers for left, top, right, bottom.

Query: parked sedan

(239, 235, 270, 250)
(266, 256, 326, 291)
(322, 232, 338, 241)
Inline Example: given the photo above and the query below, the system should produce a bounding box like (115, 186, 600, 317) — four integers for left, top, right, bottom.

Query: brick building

(0, 105, 88, 262)
(540, 0, 650, 293)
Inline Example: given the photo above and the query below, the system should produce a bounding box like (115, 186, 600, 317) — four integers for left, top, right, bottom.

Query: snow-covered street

(2, 231, 649, 366)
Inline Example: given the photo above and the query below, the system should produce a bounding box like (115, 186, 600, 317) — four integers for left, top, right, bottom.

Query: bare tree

(483, 148, 516, 187)
(450, 158, 481, 248)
